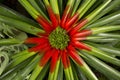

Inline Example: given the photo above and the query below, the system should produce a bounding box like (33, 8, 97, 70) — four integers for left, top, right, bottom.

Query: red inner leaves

(65, 13, 79, 30)
(28, 43, 48, 52)
(46, 5, 59, 28)
(61, 5, 70, 28)
(69, 50, 83, 66)
(61, 50, 70, 69)
(72, 41, 91, 51)
(27, 37, 50, 52)
(73, 30, 92, 37)
(55, 14, 61, 25)
(72, 37, 86, 41)
(39, 48, 54, 67)
(50, 50, 59, 72)
(67, 45, 83, 66)
(28, 44, 44, 52)
(70, 30, 92, 41)
(25, 2, 93, 70)
(70, 19, 88, 35)
(25, 37, 47, 44)
(36, 16, 53, 32)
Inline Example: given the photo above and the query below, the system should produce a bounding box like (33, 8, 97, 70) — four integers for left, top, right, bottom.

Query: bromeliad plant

(0, 0, 120, 80)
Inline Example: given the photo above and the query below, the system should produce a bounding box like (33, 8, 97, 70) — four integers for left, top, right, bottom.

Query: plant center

(49, 26, 70, 50)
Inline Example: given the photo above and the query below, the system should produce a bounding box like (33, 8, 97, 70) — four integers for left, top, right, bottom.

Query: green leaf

(8, 50, 36, 70)
(0, 5, 39, 27)
(91, 25, 120, 34)
(77, 0, 96, 19)
(57, 61, 63, 80)
(87, 11, 120, 28)
(0, 56, 32, 79)
(37, 63, 50, 80)
(80, 52, 120, 80)
(0, 38, 22, 45)
(83, 44, 120, 66)
(86, 0, 111, 21)
(85, 42, 120, 56)
(13, 54, 41, 80)
(85, 0, 120, 27)
(28, 0, 50, 22)
(0, 15, 45, 35)
(0, 52, 9, 75)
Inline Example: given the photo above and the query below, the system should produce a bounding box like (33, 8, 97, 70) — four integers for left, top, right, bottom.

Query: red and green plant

(0, 0, 120, 80)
